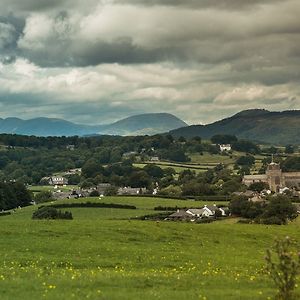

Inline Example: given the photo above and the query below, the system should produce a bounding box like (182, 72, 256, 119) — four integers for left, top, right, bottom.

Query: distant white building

(51, 176, 68, 186)
(219, 144, 231, 152)
(150, 156, 160, 162)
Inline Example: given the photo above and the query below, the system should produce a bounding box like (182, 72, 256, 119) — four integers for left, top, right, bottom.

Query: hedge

(48, 202, 136, 210)
(0, 211, 11, 217)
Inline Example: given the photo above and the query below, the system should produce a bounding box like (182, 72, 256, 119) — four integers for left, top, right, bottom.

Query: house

(233, 190, 255, 198)
(150, 156, 160, 162)
(122, 151, 138, 158)
(117, 187, 147, 195)
(186, 208, 212, 218)
(41, 176, 68, 186)
(50, 176, 68, 186)
(232, 190, 263, 202)
(219, 144, 231, 152)
(204, 204, 227, 216)
(169, 204, 228, 221)
(97, 183, 111, 195)
(168, 210, 192, 220)
(66, 145, 75, 151)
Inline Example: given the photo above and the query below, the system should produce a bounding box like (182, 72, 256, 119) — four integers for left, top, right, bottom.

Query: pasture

(0, 196, 300, 300)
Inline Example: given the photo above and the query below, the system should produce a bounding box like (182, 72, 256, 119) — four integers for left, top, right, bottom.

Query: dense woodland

(0, 134, 299, 208)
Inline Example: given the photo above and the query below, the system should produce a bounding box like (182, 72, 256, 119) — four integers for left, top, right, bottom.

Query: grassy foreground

(0, 196, 300, 300)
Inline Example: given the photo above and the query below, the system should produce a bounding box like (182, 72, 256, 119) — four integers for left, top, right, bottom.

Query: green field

(134, 163, 208, 174)
(28, 185, 79, 193)
(0, 196, 300, 300)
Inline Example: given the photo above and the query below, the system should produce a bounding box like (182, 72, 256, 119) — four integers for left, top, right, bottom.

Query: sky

(0, 0, 299, 125)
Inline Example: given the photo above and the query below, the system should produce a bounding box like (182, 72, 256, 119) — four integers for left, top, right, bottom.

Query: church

(243, 162, 300, 192)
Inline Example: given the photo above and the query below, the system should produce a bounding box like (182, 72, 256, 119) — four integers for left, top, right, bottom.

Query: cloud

(0, 0, 299, 125)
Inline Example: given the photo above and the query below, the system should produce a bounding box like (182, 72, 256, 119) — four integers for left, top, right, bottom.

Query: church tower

(266, 161, 284, 192)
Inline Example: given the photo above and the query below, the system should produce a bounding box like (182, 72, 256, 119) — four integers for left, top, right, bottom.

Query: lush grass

(28, 185, 78, 193)
(134, 162, 210, 174)
(48, 196, 228, 210)
(0, 196, 300, 300)
(189, 153, 235, 165)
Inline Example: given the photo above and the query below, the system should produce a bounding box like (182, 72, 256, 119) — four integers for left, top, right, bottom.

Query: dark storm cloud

(22, 37, 169, 68)
(11, 0, 299, 83)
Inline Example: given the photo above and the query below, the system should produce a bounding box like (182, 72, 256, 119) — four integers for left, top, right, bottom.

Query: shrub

(195, 218, 215, 224)
(265, 237, 300, 300)
(49, 202, 136, 210)
(32, 206, 73, 220)
(259, 216, 284, 225)
(0, 211, 11, 217)
(34, 191, 53, 204)
(89, 190, 100, 197)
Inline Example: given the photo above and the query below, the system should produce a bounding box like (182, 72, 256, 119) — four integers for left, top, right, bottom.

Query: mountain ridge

(0, 113, 187, 137)
(170, 109, 300, 144)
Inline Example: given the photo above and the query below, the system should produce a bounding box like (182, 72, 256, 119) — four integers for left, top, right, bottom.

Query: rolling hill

(0, 113, 187, 137)
(170, 109, 300, 145)
(100, 113, 187, 136)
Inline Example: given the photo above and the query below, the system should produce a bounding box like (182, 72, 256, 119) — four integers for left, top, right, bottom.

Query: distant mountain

(170, 109, 300, 145)
(0, 113, 187, 137)
(100, 113, 187, 136)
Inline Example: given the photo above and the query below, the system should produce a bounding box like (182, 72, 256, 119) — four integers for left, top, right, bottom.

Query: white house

(186, 204, 227, 218)
(186, 208, 212, 218)
(219, 144, 231, 152)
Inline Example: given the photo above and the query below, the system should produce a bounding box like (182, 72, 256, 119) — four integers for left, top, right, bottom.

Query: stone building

(243, 162, 300, 192)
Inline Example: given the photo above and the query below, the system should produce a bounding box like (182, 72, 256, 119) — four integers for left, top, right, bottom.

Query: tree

(128, 171, 151, 188)
(232, 140, 260, 154)
(236, 155, 255, 167)
(211, 134, 237, 144)
(159, 185, 182, 198)
(249, 181, 269, 192)
(282, 157, 300, 172)
(81, 159, 102, 178)
(285, 145, 294, 154)
(221, 180, 243, 195)
(168, 149, 190, 162)
(261, 195, 297, 224)
(143, 165, 164, 179)
(229, 196, 249, 216)
(67, 174, 81, 185)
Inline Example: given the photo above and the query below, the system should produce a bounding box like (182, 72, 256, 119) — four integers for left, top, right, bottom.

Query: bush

(265, 237, 300, 300)
(0, 211, 11, 217)
(49, 202, 136, 210)
(259, 216, 284, 225)
(89, 190, 100, 197)
(195, 218, 215, 224)
(32, 206, 73, 220)
(34, 191, 53, 204)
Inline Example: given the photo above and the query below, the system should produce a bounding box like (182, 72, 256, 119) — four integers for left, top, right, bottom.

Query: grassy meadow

(1, 196, 300, 300)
